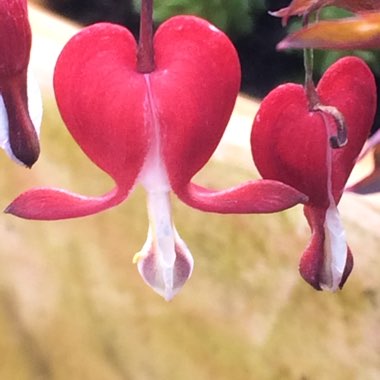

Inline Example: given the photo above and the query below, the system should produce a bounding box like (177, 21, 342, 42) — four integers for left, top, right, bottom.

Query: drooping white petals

(320, 204, 347, 291)
(133, 74, 193, 300)
(134, 191, 194, 301)
(0, 71, 42, 164)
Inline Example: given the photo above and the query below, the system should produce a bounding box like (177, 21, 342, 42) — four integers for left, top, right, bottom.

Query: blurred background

(0, 1, 379, 379)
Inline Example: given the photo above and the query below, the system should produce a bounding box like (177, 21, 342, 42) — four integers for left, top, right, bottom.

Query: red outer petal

(5, 186, 128, 220)
(177, 180, 308, 213)
(251, 56, 376, 207)
(149, 16, 241, 191)
(300, 205, 353, 290)
(251, 83, 330, 207)
(0, 0, 31, 76)
(0, 0, 39, 166)
(318, 57, 377, 201)
(53, 23, 149, 189)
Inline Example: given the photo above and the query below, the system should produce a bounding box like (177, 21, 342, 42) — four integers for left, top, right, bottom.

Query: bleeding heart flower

(251, 56, 377, 291)
(5, 15, 307, 299)
(0, 0, 42, 167)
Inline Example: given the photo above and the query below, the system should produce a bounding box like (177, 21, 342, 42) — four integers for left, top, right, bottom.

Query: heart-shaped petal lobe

(251, 56, 376, 290)
(149, 16, 241, 190)
(251, 56, 376, 207)
(54, 23, 150, 189)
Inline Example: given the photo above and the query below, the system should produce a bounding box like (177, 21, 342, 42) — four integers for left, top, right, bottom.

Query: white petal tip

(134, 232, 194, 300)
(320, 205, 347, 291)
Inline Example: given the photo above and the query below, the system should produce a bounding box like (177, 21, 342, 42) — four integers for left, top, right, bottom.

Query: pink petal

(148, 16, 241, 191)
(53, 23, 149, 188)
(176, 180, 308, 213)
(5, 186, 128, 220)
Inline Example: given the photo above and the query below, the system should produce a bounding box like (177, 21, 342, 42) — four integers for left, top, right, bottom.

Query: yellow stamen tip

(132, 251, 142, 264)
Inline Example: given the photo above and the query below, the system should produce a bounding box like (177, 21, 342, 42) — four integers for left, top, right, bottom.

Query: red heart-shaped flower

(52, 16, 240, 193)
(251, 56, 377, 290)
(7, 15, 307, 299)
(252, 56, 376, 208)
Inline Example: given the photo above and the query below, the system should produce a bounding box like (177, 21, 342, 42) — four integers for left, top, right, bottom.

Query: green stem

(303, 47, 319, 108)
(301, 11, 347, 148)
(137, 0, 155, 73)
(302, 13, 319, 108)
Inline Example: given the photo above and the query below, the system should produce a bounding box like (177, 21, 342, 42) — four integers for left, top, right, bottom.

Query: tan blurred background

(0, 2, 379, 379)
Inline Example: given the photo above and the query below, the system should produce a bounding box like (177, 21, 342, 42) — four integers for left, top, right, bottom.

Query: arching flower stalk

(252, 57, 377, 290)
(0, 0, 42, 167)
(6, 3, 307, 300)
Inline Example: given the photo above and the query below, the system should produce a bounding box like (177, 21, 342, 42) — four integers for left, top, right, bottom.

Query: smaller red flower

(0, 0, 42, 167)
(251, 57, 377, 290)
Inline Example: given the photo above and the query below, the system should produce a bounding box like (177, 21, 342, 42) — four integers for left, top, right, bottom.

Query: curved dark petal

(176, 180, 308, 214)
(1, 72, 39, 167)
(5, 185, 129, 220)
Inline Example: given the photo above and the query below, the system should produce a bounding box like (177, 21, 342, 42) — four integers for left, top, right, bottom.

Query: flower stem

(302, 13, 319, 108)
(303, 47, 319, 108)
(137, 0, 155, 73)
(302, 12, 347, 148)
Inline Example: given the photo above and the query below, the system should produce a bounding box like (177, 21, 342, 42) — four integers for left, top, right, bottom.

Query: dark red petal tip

(2, 73, 40, 167)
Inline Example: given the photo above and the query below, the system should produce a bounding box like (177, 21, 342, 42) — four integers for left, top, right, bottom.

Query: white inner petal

(147, 190, 176, 270)
(0, 70, 42, 164)
(320, 203, 347, 291)
(319, 112, 348, 291)
(134, 75, 193, 300)
(0, 92, 9, 152)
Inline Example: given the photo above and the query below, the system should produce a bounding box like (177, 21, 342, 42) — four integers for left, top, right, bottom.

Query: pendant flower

(251, 57, 377, 291)
(0, 0, 42, 167)
(5, 15, 307, 299)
